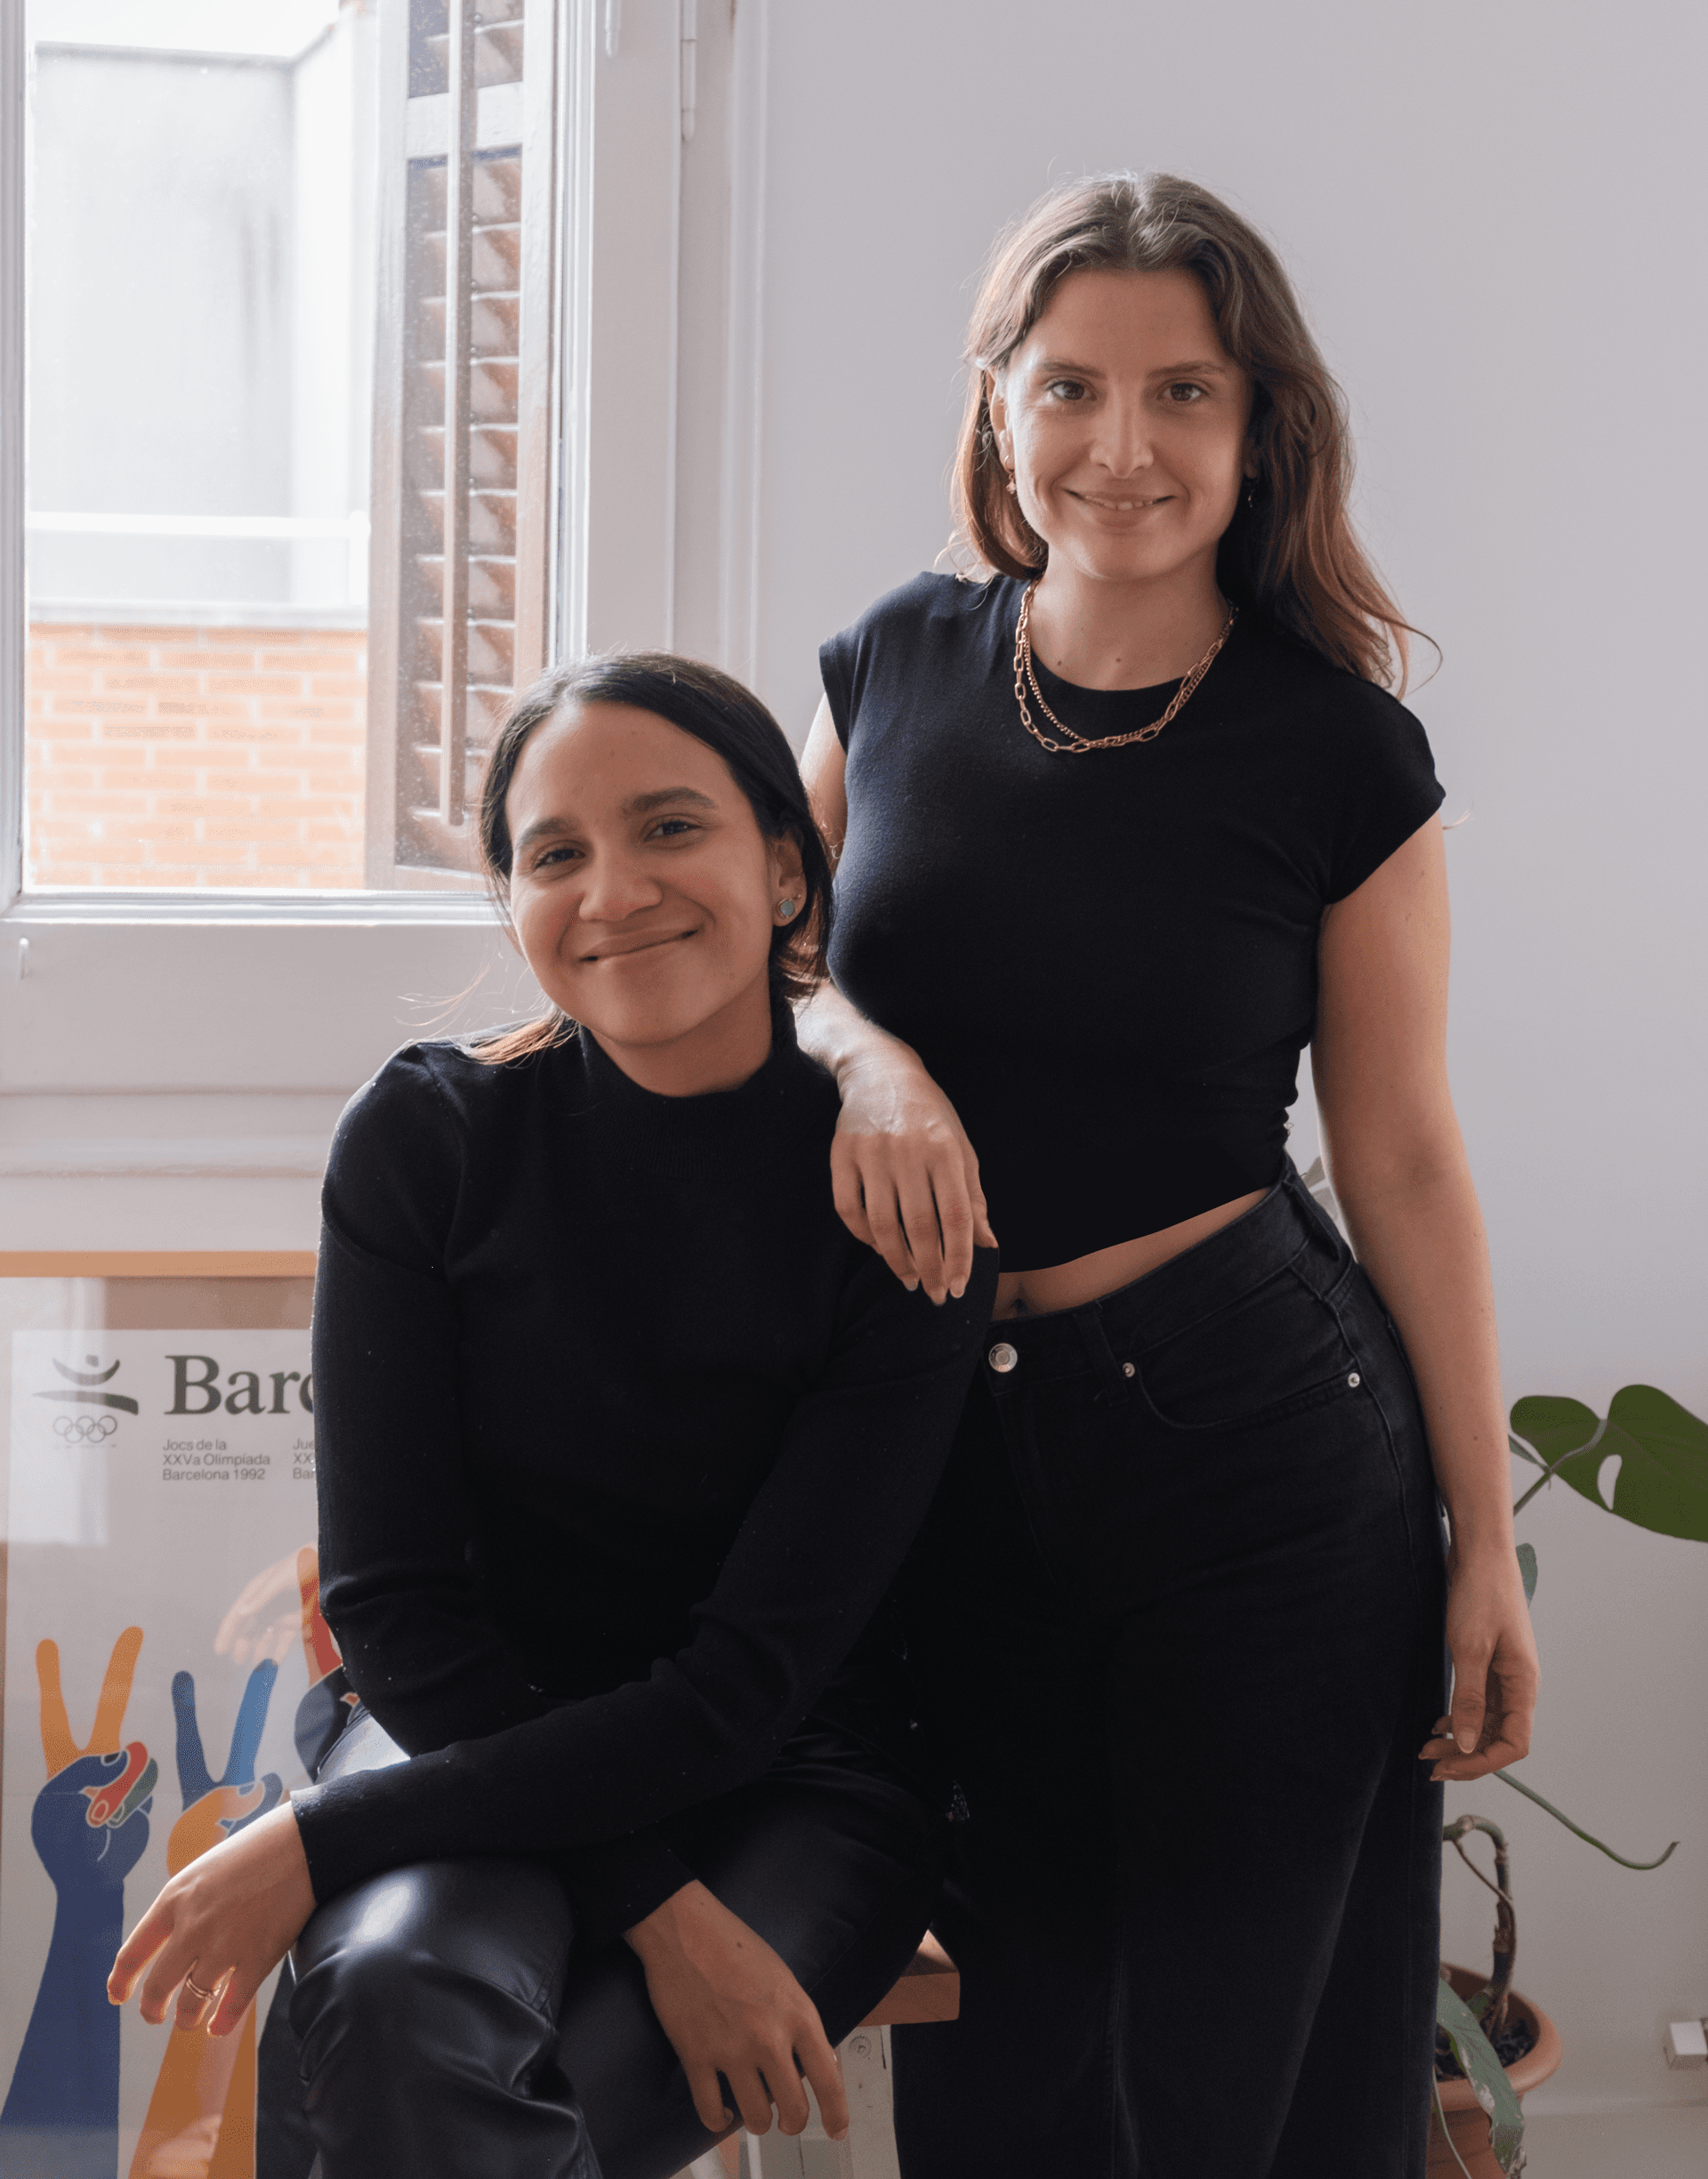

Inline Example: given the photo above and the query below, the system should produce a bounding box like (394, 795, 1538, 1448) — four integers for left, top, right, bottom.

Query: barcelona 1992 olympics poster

(2, 1327, 349, 2179)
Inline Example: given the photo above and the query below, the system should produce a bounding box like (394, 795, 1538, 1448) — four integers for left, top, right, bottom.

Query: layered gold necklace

(1011, 579, 1237, 755)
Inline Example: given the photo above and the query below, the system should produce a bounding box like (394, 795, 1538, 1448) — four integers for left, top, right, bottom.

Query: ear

(769, 830, 805, 910)
(987, 370, 1012, 466)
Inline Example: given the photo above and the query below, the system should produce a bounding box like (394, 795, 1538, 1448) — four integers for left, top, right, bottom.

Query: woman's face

(504, 701, 802, 1094)
(989, 266, 1255, 593)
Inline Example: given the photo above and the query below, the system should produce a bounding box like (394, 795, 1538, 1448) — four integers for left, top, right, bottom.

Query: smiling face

(989, 266, 1255, 594)
(504, 701, 802, 1095)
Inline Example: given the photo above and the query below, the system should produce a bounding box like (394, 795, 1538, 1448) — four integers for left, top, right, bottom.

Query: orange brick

(100, 718, 194, 738)
(254, 792, 344, 816)
(259, 650, 357, 674)
(205, 672, 305, 696)
(36, 768, 99, 791)
(101, 670, 200, 695)
(53, 790, 151, 815)
(156, 793, 256, 817)
(308, 722, 367, 743)
(51, 644, 152, 670)
(93, 765, 193, 789)
(306, 819, 362, 842)
(203, 819, 307, 843)
(32, 716, 99, 739)
(32, 668, 99, 692)
(156, 698, 247, 719)
(308, 674, 367, 699)
(33, 864, 95, 884)
(79, 835, 149, 861)
(255, 840, 352, 866)
(130, 819, 199, 843)
(57, 698, 150, 719)
(206, 722, 301, 743)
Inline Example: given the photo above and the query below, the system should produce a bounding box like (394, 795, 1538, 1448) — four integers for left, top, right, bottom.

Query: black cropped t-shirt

(820, 573, 1445, 1271)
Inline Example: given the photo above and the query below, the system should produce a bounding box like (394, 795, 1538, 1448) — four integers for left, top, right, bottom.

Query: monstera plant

(1431, 1384, 1708, 2175)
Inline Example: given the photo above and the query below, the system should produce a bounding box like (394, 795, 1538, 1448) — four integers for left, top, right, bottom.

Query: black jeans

(894, 1162, 1447, 2179)
(286, 1712, 942, 2179)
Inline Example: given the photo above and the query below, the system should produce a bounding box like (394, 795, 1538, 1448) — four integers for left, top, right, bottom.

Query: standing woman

(798, 174, 1538, 2177)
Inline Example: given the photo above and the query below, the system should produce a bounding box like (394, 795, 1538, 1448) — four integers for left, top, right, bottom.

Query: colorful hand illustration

(126, 1661, 284, 2179)
(0, 1627, 151, 2179)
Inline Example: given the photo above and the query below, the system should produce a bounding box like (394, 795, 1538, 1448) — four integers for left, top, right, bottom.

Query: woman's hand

(108, 1800, 316, 2038)
(828, 1044, 995, 1303)
(1419, 1545, 1540, 1782)
(624, 1879, 847, 2142)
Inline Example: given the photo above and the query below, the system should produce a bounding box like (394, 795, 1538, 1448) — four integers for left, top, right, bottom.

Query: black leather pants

(286, 1712, 942, 2179)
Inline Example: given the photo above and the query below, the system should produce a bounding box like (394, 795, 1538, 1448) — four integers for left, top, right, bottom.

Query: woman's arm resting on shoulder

(798, 697, 995, 1303)
(1314, 813, 1539, 1784)
(625, 1881, 848, 2143)
(108, 1802, 314, 2038)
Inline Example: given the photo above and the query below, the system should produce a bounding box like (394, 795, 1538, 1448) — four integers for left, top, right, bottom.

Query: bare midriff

(992, 1187, 1269, 1321)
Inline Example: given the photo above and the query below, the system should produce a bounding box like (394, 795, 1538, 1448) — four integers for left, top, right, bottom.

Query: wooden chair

(676, 1935, 959, 2179)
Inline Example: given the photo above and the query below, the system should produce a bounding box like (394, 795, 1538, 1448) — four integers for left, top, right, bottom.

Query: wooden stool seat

(680, 1937, 960, 2179)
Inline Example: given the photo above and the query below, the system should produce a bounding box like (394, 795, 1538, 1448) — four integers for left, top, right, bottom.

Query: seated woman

(109, 654, 996, 2179)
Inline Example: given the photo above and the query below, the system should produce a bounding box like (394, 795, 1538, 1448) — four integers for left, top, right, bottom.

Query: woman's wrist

(794, 985, 920, 1090)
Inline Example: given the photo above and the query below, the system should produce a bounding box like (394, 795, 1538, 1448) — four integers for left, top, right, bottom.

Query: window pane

(24, 0, 378, 889)
(23, 0, 548, 893)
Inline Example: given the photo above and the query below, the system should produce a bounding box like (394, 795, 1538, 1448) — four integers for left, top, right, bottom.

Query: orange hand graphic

(37, 1624, 144, 1776)
(127, 1663, 282, 2179)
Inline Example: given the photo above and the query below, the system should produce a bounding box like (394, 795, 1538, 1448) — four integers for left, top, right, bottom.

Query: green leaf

(1509, 1395, 1605, 1506)
(1603, 1386, 1708, 1543)
(1515, 1543, 1537, 1603)
(1436, 1980, 1525, 2172)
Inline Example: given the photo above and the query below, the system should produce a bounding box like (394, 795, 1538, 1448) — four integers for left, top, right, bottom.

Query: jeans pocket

(1131, 1259, 1363, 1432)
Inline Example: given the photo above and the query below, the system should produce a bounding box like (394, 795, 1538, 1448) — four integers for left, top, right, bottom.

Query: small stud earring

(1005, 474, 1017, 496)
(777, 899, 798, 922)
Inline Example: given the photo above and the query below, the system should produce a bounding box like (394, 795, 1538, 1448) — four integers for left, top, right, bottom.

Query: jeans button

(1122, 1362, 1136, 1378)
(988, 1342, 1019, 1374)
(1348, 1371, 1361, 1388)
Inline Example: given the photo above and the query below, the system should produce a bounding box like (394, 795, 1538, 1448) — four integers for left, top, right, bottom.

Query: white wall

(738, 0, 1708, 2123)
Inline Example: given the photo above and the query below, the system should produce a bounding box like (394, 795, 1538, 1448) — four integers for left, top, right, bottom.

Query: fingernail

(951, 1281, 966, 1298)
(904, 1279, 919, 1293)
(1455, 1731, 1475, 1754)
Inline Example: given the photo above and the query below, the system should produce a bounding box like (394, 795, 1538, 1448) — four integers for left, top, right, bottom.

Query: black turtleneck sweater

(292, 1014, 996, 1941)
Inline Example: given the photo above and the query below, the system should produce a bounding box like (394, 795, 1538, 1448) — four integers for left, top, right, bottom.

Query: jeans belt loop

(1073, 1303, 1132, 1400)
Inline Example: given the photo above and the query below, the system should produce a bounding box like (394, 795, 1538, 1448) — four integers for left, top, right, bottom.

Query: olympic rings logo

(53, 1413, 118, 1444)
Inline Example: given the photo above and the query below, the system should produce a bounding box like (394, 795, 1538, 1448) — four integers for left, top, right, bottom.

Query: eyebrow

(512, 787, 715, 854)
(1030, 355, 1231, 379)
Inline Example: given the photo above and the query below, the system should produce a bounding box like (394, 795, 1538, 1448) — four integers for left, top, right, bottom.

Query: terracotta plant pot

(1427, 1963, 1563, 2175)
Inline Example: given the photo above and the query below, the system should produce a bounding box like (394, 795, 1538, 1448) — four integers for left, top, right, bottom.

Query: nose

(1091, 390, 1155, 480)
(576, 846, 664, 925)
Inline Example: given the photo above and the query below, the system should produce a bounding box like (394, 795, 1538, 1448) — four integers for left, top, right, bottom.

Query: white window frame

(0, 0, 771, 1254)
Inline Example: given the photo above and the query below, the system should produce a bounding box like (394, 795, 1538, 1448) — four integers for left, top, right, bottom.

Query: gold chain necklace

(1011, 581, 1237, 755)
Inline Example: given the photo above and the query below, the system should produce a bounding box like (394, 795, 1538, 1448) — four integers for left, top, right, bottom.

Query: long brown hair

(955, 172, 1423, 690)
(473, 653, 834, 1066)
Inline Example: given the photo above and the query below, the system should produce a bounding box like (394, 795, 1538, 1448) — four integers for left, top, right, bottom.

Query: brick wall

(26, 622, 367, 889)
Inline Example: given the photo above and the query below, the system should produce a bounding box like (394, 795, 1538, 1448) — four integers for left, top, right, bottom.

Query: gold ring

(182, 1973, 218, 2006)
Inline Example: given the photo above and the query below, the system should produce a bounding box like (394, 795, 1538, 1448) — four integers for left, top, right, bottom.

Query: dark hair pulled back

(474, 652, 833, 1066)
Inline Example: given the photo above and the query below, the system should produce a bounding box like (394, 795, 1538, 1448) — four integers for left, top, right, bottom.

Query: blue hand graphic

(164, 1663, 284, 1871)
(0, 1631, 152, 2179)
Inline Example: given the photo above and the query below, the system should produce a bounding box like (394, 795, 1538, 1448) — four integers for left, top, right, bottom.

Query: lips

(1071, 490, 1170, 512)
(578, 929, 697, 964)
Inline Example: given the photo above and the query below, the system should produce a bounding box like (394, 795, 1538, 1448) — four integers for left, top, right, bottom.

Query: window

(20, 0, 559, 892)
(0, 0, 755, 1263)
